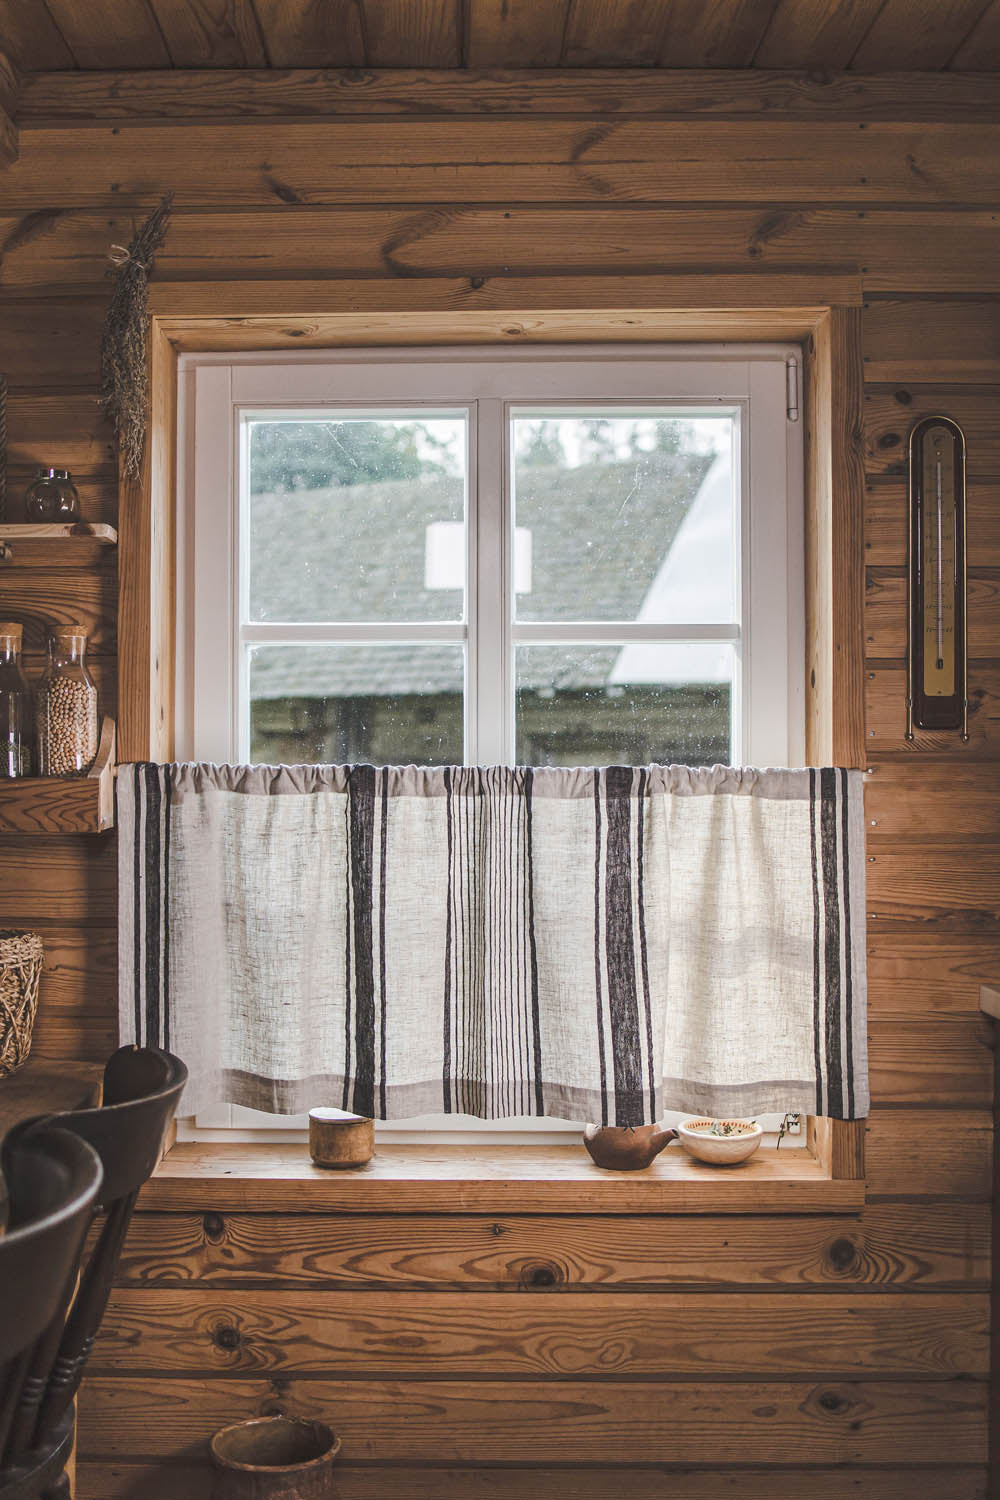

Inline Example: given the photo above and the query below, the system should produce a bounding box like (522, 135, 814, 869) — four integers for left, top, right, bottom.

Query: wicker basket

(0, 930, 43, 1077)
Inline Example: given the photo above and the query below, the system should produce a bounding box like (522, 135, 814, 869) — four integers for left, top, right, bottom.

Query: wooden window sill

(144, 1142, 864, 1215)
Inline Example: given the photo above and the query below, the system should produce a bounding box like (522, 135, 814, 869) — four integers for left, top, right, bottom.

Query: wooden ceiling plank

(561, 0, 672, 67)
(754, 0, 886, 69)
(146, 0, 269, 67)
(657, 0, 781, 68)
(466, 0, 568, 67)
(42, 0, 172, 68)
(18, 67, 1000, 122)
(251, 0, 365, 67)
(361, 0, 462, 67)
(850, 0, 995, 69)
(950, 0, 1000, 66)
(0, 0, 76, 70)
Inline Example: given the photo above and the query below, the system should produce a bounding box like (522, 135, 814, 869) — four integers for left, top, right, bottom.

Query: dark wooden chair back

(0, 1125, 102, 1468)
(0, 1045, 186, 1487)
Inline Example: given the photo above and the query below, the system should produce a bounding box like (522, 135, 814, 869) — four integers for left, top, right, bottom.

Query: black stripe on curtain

(820, 766, 844, 1118)
(635, 768, 657, 1124)
(523, 768, 543, 1116)
(342, 788, 352, 1109)
(592, 771, 609, 1127)
(494, 768, 512, 1115)
(162, 769, 172, 1050)
(347, 764, 377, 1117)
(378, 766, 389, 1120)
(809, 767, 824, 1115)
(142, 763, 162, 1048)
(840, 766, 855, 1119)
(132, 764, 143, 1044)
(469, 769, 485, 1116)
(457, 769, 472, 1113)
(604, 766, 644, 1126)
(442, 765, 454, 1113)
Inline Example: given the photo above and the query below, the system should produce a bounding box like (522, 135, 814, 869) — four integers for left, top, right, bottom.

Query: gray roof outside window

(250, 451, 713, 700)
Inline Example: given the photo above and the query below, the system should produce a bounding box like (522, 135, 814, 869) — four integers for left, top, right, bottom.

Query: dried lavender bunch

(100, 194, 172, 479)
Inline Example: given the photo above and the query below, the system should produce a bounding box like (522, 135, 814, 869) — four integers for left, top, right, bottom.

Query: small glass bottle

(0, 623, 32, 778)
(24, 468, 81, 522)
(36, 627, 97, 776)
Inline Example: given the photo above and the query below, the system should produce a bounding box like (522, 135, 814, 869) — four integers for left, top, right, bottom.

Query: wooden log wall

(0, 69, 996, 1499)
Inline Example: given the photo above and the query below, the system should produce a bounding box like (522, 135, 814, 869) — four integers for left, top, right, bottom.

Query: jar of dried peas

(36, 626, 97, 776)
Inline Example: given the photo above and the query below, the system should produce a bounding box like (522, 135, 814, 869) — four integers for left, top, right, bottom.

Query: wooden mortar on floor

(308, 1106, 374, 1168)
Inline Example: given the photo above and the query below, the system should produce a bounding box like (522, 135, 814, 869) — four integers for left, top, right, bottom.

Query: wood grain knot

(213, 1325, 242, 1351)
(203, 1212, 226, 1242)
(525, 1263, 560, 1288)
(826, 1236, 858, 1271)
(893, 389, 913, 406)
(818, 1390, 845, 1413)
(877, 432, 901, 450)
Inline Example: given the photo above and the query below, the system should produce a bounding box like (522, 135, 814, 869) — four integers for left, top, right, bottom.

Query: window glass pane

(249, 644, 464, 765)
(512, 413, 736, 623)
(515, 644, 734, 767)
(248, 416, 467, 623)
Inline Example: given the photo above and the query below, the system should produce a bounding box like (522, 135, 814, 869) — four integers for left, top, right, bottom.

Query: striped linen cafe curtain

(118, 763, 868, 1124)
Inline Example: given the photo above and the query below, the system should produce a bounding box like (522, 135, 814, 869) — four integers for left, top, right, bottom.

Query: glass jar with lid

(36, 627, 98, 776)
(24, 468, 81, 522)
(0, 622, 32, 778)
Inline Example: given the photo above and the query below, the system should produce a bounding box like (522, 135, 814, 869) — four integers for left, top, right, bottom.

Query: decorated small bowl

(677, 1118, 763, 1166)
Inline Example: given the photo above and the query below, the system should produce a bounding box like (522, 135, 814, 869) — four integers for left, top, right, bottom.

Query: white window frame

(175, 344, 805, 1144)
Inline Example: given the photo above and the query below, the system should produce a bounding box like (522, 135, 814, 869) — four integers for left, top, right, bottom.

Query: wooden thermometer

(906, 415, 968, 740)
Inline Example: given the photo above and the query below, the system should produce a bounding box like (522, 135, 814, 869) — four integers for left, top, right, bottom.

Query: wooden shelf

(0, 718, 116, 834)
(0, 523, 117, 545)
(0, 523, 118, 565)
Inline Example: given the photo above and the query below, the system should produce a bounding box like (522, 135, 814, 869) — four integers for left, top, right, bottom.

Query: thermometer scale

(906, 415, 968, 739)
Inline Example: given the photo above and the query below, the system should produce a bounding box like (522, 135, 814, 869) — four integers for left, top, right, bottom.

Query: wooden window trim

(119, 293, 866, 1205)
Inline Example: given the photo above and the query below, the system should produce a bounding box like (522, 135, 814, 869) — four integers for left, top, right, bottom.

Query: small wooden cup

(211, 1416, 341, 1499)
(308, 1107, 374, 1169)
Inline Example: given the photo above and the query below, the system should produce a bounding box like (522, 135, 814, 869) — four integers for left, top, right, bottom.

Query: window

(176, 345, 804, 1142)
